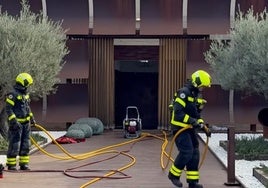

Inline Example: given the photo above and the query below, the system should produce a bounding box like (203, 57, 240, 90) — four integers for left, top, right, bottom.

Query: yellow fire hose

(30, 123, 209, 187)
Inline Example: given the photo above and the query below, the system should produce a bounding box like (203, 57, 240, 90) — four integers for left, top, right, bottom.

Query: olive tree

(204, 8, 268, 122)
(0, 1, 69, 138)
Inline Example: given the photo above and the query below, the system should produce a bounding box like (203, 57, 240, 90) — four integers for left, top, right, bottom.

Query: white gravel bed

(199, 133, 268, 188)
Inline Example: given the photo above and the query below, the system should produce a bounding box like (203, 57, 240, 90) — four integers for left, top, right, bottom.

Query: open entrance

(115, 60, 158, 129)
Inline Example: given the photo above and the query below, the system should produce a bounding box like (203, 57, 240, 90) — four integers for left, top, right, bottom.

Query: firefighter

(168, 70, 212, 188)
(6, 73, 35, 171)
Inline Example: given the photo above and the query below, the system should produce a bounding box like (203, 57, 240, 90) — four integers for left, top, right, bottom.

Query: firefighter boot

(7, 166, 17, 171)
(188, 183, 203, 188)
(20, 165, 30, 171)
(168, 172, 183, 187)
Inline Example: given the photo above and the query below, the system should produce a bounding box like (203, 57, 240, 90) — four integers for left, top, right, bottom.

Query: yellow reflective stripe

(188, 97, 194, 102)
(7, 157, 16, 165)
(16, 94, 29, 100)
(183, 114, 189, 123)
(175, 97, 186, 107)
(17, 116, 31, 123)
(19, 156, 29, 163)
(170, 164, 183, 177)
(197, 98, 203, 103)
(186, 171, 199, 180)
(197, 98, 207, 104)
(171, 119, 190, 128)
(197, 119, 204, 124)
(6, 98, 15, 106)
(29, 112, 33, 117)
(8, 114, 16, 121)
(171, 111, 191, 127)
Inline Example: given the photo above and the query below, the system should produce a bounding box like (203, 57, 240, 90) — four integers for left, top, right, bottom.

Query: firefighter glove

(202, 125, 211, 137)
(192, 121, 204, 129)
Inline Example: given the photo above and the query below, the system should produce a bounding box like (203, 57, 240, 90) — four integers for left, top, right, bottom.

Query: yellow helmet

(191, 70, 211, 88)
(16, 73, 33, 87)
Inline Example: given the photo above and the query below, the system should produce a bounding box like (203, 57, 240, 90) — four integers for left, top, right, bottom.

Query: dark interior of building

(115, 70, 158, 129)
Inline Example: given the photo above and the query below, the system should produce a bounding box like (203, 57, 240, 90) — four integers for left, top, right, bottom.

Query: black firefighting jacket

(6, 84, 33, 124)
(170, 81, 204, 128)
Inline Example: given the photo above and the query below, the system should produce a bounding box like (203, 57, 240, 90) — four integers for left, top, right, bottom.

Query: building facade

(1, 0, 268, 130)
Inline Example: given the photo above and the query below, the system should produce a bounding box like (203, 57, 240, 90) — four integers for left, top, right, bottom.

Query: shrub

(65, 129, 85, 139)
(75, 117, 104, 135)
(68, 123, 93, 138)
(235, 136, 268, 156)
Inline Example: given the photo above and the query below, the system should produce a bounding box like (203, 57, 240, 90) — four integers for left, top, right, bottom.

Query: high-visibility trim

(187, 96, 194, 102)
(6, 157, 16, 165)
(183, 114, 190, 123)
(171, 111, 191, 127)
(197, 119, 204, 124)
(197, 98, 206, 104)
(19, 156, 29, 164)
(175, 97, 186, 107)
(169, 164, 183, 177)
(8, 114, 16, 121)
(29, 112, 33, 117)
(17, 116, 31, 123)
(6, 98, 15, 106)
(171, 116, 190, 128)
(186, 170, 199, 180)
(16, 94, 29, 100)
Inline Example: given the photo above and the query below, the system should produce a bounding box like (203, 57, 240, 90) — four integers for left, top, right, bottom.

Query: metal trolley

(123, 106, 142, 138)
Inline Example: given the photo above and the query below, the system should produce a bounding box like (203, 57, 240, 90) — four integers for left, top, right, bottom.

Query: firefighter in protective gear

(6, 73, 35, 171)
(168, 70, 211, 188)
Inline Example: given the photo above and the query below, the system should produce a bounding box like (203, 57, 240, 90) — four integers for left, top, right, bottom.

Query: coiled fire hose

(159, 125, 210, 170)
(20, 123, 209, 187)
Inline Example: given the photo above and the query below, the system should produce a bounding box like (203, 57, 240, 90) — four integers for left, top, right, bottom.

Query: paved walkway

(1, 130, 243, 188)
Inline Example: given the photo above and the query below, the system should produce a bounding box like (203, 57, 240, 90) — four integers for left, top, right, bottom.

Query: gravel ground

(199, 132, 268, 188)
(1, 131, 267, 188)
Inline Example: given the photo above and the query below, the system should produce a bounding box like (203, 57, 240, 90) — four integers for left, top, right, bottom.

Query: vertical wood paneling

(158, 38, 186, 130)
(88, 38, 114, 129)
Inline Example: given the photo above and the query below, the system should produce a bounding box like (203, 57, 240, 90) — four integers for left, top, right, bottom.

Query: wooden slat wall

(88, 38, 114, 129)
(158, 38, 186, 130)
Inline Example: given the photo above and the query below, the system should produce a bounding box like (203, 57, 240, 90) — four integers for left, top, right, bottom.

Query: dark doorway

(115, 60, 158, 129)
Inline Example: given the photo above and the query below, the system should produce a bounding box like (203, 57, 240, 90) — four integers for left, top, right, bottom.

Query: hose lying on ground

(6, 123, 209, 188)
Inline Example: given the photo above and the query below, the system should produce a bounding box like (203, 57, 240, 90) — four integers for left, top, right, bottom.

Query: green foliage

(205, 8, 268, 99)
(260, 165, 268, 175)
(75, 117, 104, 135)
(0, 136, 8, 151)
(235, 136, 268, 157)
(66, 129, 85, 139)
(0, 132, 47, 151)
(68, 123, 93, 138)
(31, 132, 47, 143)
(0, 0, 69, 99)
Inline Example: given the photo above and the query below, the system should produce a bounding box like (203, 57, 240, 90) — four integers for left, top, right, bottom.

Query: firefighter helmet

(16, 73, 33, 87)
(191, 70, 211, 88)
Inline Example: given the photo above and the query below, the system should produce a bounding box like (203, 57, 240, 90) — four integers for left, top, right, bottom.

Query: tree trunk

(229, 89, 234, 124)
